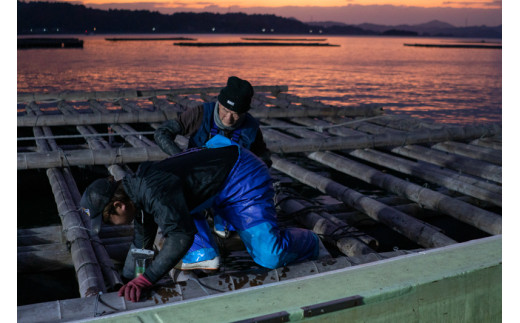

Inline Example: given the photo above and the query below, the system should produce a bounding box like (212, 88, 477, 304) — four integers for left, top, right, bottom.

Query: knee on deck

(239, 224, 319, 269)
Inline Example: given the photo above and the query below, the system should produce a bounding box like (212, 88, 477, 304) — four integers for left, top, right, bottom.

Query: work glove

(118, 274, 153, 302)
(154, 120, 183, 156)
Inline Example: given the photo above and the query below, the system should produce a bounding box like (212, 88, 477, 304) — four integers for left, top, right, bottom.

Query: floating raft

(17, 85, 502, 322)
(174, 42, 339, 47)
(105, 37, 197, 41)
(17, 38, 84, 49)
(241, 37, 328, 41)
(404, 43, 501, 49)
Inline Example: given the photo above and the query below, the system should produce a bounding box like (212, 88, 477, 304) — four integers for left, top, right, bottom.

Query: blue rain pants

(182, 135, 319, 269)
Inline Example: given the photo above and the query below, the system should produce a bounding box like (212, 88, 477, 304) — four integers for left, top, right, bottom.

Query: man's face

(109, 201, 136, 225)
(218, 103, 243, 127)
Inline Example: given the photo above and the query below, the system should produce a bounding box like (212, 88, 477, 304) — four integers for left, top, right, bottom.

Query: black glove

(154, 119, 183, 155)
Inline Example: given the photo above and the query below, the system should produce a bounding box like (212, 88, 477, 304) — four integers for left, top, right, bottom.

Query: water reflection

(17, 35, 501, 125)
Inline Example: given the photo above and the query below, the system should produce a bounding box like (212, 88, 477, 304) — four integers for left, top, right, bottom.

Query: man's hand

(154, 119, 183, 156)
(118, 274, 153, 302)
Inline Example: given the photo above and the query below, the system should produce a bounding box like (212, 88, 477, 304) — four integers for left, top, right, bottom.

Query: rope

(274, 183, 370, 241)
(61, 224, 92, 234)
(325, 226, 368, 241)
(273, 184, 318, 209)
(94, 292, 119, 317)
(75, 260, 101, 274)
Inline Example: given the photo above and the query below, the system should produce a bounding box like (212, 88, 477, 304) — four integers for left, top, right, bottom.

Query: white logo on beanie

(227, 100, 235, 106)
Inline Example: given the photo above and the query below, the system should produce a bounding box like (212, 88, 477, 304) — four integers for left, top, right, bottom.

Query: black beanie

(217, 76, 254, 114)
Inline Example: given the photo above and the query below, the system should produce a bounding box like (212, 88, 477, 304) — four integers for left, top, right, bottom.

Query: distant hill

(311, 19, 501, 38)
(17, 1, 310, 34)
(18, 1, 501, 38)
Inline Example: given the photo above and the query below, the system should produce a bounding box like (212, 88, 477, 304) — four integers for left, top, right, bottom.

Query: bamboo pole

(150, 96, 184, 114)
(333, 202, 426, 225)
(117, 99, 142, 113)
(263, 117, 501, 233)
(348, 148, 501, 206)
(276, 92, 383, 118)
(60, 102, 106, 150)
(18, 104, 384, 127)
(17, 146, 168, 169)
(198, 92, 218, 103)
(300, 113, 501, 192)
(265, 123, 501, 153)
(296, 117, 502, 184)
(56, 101, 77, 114)
(17, 85, 289, 103)
(391, 145, 501, 183)
(315, 196, 419, 220)
(254, 93, 292, 109)
(25, 102, 106, 296)
(470, 137, 502, 150)
(271, 155, 457, 248)
(356, 117, 502, 180)
(253, 104, 384, 119)
(276, 92, 361, 110)
(110, 124, 153, 147)
(59, 101, 126, 290)
(63, 167, 123, 291)
(88, 99, 109, 114)
(167, 95, 205, 110)
(295, 116, 501, 191)
(87, 100, 131, 149)
(268, 117, 501, 205)
(47, 168, 106, 296)
(275, 191, 378, 256)
(306, 151, 501, 235)
(17, 109, 179, 127)
(432, 141, 502, 165)
(367, 114, 453, 132)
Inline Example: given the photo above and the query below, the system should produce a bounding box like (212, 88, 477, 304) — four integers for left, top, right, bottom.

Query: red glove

(118, 274, 153, 302)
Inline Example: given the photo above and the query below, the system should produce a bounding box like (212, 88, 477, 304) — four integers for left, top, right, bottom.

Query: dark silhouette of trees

(17, 1, 310, 34)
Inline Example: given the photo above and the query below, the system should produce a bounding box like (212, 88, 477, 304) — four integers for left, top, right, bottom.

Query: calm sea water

(17, 34, 502, 125)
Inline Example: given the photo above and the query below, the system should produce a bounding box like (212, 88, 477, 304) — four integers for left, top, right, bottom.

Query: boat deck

(17, 85, 502, 322)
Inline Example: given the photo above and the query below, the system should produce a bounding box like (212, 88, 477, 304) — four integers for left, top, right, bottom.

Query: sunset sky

(27, 0, 502, 26)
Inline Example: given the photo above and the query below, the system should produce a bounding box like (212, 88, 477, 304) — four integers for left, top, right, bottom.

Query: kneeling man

(80, 135, 319, 302)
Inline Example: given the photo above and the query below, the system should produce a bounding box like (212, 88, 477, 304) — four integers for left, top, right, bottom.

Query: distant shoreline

(17, 33, 503, 42)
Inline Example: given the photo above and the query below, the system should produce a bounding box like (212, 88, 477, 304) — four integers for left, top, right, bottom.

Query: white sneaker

(174, 256, 220, 271)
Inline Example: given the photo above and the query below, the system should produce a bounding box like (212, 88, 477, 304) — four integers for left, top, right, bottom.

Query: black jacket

(122, 146, 238, 283)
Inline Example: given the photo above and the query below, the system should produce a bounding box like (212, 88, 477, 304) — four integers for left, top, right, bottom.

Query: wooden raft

(17, 85, 501, 320)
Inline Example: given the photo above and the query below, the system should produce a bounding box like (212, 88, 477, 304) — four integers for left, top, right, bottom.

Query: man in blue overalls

(154, 76, 271, 270)
(80, 136, 319, 302)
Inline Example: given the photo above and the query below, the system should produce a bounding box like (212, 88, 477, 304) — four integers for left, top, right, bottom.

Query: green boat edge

(86, 235, 501, 322)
